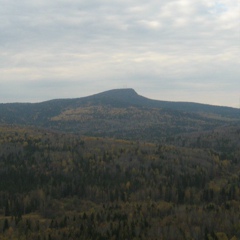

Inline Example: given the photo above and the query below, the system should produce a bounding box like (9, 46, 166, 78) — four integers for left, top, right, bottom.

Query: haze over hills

(0, 88, 239, 141)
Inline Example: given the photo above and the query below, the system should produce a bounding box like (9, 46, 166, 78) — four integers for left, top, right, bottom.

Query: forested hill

(0, 91, 239, 239)
(0, 125, 239, 239)
(0, 88, 239, 140)
(86, 88, 240, 118)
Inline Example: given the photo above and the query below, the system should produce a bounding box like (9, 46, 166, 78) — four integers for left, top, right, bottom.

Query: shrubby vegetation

(0, 125, 239, 239)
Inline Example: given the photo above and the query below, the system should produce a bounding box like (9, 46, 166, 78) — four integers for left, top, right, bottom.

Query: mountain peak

(78, 88, 143, 108)
(95, 88, 138, 98)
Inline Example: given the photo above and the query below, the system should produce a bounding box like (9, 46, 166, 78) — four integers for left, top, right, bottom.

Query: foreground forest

(0, 125, 239, 239)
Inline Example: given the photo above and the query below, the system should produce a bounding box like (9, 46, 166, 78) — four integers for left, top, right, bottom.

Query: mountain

(78, 88, 240, 118)
(0, 88, 239, 141)
(0, 90, 240, 239)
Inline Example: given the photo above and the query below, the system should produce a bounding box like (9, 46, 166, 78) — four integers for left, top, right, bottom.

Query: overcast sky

(0, 0, 239, 107)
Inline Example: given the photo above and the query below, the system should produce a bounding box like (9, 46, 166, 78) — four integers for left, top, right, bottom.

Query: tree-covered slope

(0, 89, 239, 141)
(0, 125, 239, 239)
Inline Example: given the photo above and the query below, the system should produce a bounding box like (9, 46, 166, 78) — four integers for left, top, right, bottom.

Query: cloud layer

(0, 0, 239, 107)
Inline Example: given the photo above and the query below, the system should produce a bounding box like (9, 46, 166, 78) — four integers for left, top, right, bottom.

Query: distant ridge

(0, 88, 239, 140)
(74, 88, 239, 118)
(1, 88, 239, 114)
(1, 88, 239, 111)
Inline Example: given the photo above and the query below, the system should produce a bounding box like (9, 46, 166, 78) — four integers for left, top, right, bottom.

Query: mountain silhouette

(0, 88, 239, 141)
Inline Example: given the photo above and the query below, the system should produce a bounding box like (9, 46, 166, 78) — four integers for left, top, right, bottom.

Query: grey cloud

(0, 0, 239, 106)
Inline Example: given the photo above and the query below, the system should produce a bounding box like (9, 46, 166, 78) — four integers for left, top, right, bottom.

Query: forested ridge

(0, 125, 239, 239)
(0, 89, 240, 239)
(0, 89, 239, 141)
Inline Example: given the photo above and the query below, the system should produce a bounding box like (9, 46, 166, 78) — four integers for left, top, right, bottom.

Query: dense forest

(0, 89, 239, 239)
(0, 125, 239, 239)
